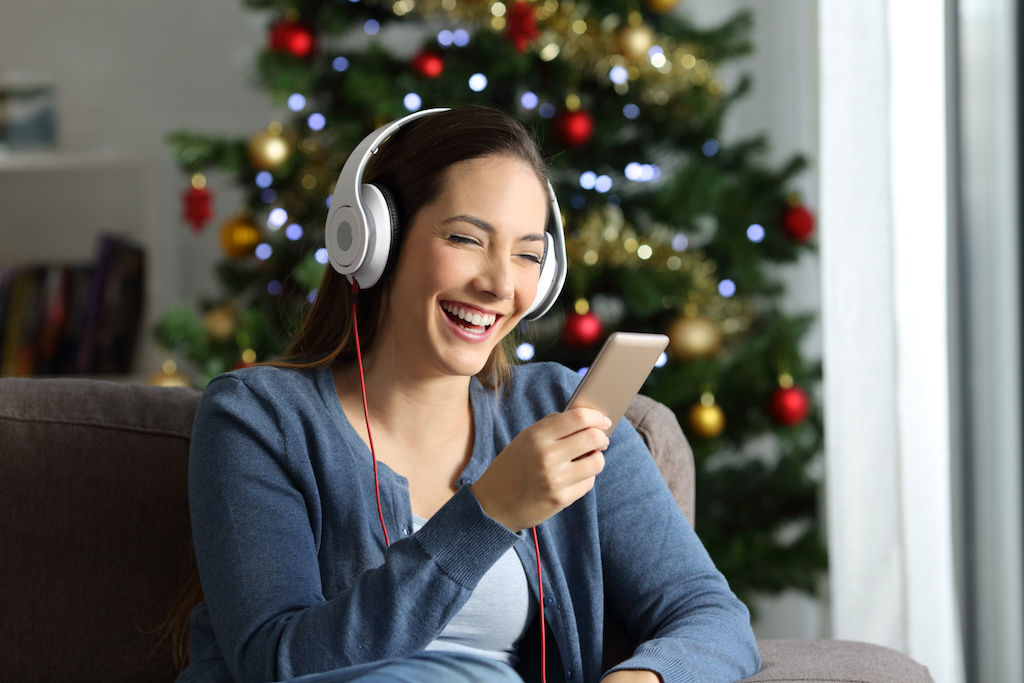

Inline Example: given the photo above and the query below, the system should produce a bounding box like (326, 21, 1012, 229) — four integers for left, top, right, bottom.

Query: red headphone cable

(351, 280, 390, 548)
(532, 526, 547, 683)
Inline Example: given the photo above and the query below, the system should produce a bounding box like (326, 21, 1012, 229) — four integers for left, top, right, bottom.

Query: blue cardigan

(180, 362, 760, 683)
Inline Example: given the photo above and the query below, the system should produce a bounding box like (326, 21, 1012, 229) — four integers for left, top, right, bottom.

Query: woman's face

(379, 154, 548, 380)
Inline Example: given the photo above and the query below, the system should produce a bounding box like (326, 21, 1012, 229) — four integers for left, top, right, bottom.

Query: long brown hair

(164, 105, 552, 670)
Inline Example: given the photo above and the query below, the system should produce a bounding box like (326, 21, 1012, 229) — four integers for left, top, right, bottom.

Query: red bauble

(505, 1, 540, 52)
(182, 185, 212, 233)
(770, 385, 811, 426)
(411, 51, 444, 79)
(554, 109, 594, 147)
(782, 204, 815, 242)
(563, 311, 603, 347)
(269, 19, 315, 59)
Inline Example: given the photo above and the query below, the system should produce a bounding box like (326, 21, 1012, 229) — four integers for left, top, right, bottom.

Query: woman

(178, 105, 761, 682)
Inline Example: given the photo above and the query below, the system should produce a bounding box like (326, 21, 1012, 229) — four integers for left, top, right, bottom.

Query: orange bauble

(219, 216, 261, 259)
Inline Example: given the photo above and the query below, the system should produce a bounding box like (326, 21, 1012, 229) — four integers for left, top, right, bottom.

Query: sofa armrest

(743, 639, 933, 682)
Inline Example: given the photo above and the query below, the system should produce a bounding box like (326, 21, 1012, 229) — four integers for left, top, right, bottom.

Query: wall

(0, 0, 278, 373)
(0, 0, 823, 637)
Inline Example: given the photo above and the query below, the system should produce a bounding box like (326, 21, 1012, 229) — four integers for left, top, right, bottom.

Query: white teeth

(442, 302, 496, 328)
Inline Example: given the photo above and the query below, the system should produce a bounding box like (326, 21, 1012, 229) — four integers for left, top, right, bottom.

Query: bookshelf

(0, 150, 154, 376)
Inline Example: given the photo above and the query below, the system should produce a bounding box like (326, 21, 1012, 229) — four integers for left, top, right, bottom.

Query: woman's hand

(601, 670, 662, 682)
(471, 407, 611, 531)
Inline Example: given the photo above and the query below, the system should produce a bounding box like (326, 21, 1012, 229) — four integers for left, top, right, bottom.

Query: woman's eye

(446, 234, 479, 246)
(519, 253, 543, 264)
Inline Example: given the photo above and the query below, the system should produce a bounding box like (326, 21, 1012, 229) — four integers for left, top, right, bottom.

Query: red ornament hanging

(563, 311, 603, 347)
(554, 109, 594, 147)
(770, 383, 811, 426)
(182, 174, 212, 233)
(269, 19, 315, 59)
(782, 204, 815, 242)
(411, 50, 444, 79)
(505, 1, 540, 53)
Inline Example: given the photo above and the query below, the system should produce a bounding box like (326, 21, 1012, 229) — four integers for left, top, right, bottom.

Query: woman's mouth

(440, 301, 499, 336)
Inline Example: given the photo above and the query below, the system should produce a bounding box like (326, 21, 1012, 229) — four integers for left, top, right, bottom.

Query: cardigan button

(564, 669, 573, 679)
(458, 477, 473, 487)
(543, 596, 556, 606)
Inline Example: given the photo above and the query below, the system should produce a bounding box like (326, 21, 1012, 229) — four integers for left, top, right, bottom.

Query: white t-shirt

(415, 514, 537, 665)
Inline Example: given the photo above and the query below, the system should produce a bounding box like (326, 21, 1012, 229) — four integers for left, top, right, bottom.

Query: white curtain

(818, 2, 964, 682)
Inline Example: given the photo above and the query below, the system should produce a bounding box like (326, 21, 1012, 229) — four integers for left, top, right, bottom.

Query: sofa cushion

(0, 377, 201, 682)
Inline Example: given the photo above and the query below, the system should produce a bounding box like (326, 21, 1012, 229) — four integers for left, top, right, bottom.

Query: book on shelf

(0, 233, 145, 377)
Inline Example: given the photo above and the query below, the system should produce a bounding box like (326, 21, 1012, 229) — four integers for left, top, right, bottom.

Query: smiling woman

(172, 106, 761, 683)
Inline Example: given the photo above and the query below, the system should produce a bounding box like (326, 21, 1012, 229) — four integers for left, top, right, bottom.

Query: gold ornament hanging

(247, 123, 290, 170)
(219, 215, 261, 259)
(689, 392, 725, 438)
(148, 360, 190, 387)
(616, 21, 655, 63)
(668, 308, 721, 361)
(203, 305, 236, 342)
(646, 0, 681, 14)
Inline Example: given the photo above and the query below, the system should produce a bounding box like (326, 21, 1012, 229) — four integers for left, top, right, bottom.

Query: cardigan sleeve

(188, 374, 521, 683)
(596, 422, 762, 682)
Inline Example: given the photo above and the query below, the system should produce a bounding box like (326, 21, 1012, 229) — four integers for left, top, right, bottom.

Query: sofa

(0, 376, 932, 682)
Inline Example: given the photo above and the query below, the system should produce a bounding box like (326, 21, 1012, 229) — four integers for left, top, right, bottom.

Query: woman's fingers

(471, 408, 611, 531)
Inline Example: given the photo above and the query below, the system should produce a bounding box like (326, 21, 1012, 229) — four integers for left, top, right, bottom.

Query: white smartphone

(565, 332, 669, 435)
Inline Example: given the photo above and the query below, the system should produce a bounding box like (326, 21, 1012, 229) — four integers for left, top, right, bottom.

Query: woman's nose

(474, 255, 515, 301)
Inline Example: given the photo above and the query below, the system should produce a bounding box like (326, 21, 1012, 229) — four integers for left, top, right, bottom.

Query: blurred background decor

(154, 0, 825, 615)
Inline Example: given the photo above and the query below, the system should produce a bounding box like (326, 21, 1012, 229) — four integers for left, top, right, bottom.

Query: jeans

(280, 651, 524, 682)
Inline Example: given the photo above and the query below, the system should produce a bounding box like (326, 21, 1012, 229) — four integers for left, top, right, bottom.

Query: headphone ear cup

(373, 183, 403, 281)
(351, 183, 401, 289)
(526, 233, 557, 318)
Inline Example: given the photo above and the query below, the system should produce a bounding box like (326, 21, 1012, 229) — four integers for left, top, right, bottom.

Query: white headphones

(324, 108, 567, 320)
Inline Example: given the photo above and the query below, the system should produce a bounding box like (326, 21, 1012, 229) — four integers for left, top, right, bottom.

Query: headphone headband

(324, 108, 566, 320)
(325, 108, 446, 281)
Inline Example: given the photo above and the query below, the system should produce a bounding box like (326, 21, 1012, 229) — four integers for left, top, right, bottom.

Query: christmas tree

(158, 0, 825, 608)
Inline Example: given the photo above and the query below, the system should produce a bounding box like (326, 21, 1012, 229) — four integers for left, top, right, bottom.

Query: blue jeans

(281, 651, 524, 682)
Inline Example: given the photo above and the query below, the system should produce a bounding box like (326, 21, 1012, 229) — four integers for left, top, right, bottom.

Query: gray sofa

(0, 377, 932, 682)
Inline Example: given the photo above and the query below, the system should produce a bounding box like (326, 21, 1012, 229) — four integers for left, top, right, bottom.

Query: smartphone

(565, 332, 669, 435)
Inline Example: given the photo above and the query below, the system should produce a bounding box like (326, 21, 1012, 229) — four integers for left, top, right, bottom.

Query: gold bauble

(247, 129, 290, 170)
(689, 398, 725, 438)
(148, 360, 190, 387)
(646, 0, 681, 14)
(203, 306, 236, 341)
(668, 313, 721, 361)
(219, 215, 261, 259)
(616, 23, 655, 63)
